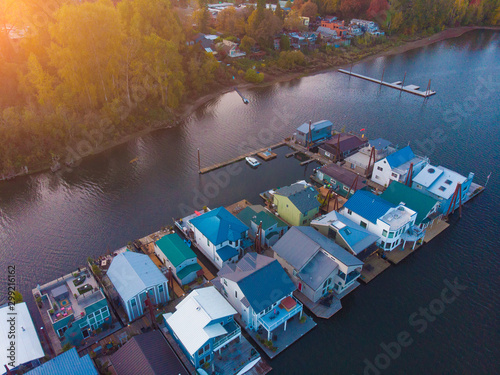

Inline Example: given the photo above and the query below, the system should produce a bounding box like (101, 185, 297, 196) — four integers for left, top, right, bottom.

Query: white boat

(245, 156, 260, 168)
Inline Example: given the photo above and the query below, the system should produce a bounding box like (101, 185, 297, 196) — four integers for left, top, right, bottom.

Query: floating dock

(199, 141, 285, 174)
(338, 69, 436, 97)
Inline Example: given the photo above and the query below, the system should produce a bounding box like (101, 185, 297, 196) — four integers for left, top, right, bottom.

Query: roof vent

(196, 306, 201, 311)
(428, 168, 435, 173)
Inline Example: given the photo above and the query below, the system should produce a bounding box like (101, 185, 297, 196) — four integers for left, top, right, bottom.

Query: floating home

(318, 133, 368, 162)
(294, 120, 333, 146)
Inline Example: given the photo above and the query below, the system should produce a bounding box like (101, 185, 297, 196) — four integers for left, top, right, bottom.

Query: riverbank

(3, 26, 498, 182)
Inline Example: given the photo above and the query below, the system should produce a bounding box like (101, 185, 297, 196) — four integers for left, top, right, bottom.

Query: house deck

(384, 242, 423, 265)
(226, 199, 253, 215)
(359, 253, 391, 284)
(423, 220, 450, 243)
(236, 313, 316, 359)
(293, 290, 342, 319)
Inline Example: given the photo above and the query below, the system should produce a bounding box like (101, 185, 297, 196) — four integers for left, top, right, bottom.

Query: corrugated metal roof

(237, 206, 287, 230)
(109, 330, 188, 375)
(155, 233, 197, 267)
(369, 138, 392, 150)
(1, 303, 44, 369)
(272, 227, 320, 270)
(298, 251, 338, 290)
(385, 146, 415, 168)
(107, 252, 168, 302)
(190, 207, 249, 245)
(216, 245, 239, 261)
(319, 163, 367, 189)
(343, 190, 395, 224)
(176, 263, 202, 281)
(275, 184, 320, 215)
(296, 120, 333, 134)
(321, 134, 367, 155)
(381, 182, 438, 225)
(26, 348, 97, 375)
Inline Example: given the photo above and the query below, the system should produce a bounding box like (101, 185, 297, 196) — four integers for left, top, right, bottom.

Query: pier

(338, 69, 436, 97)
(199, 141, 285, 174)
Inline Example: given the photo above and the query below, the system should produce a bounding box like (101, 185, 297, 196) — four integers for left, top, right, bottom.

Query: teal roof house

(35, 268, 112, 348)
(236, 205, 289, 247)
(295, 120, 333, 146)
(154, 233, 202, 285)
(107, 252, 169, 322)
(213, 253, 303, 342)
(381, 181, 440, 228)
(188, 207, 249, 269)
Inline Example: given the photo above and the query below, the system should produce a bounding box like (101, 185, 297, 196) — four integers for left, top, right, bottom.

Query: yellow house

(273, 182, 320, 226)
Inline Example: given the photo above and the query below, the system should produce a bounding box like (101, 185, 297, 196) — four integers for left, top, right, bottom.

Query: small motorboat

(245, 156, 260, 168)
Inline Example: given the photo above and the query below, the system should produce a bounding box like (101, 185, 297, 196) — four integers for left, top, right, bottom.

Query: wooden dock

(384, 242, 423, 265)
(338, 69, 436, 97)
(199, 141, 285, 174)
(423, 219, 450, 243)
(359, 253, 391, 284)
(293, 290, 342, 319)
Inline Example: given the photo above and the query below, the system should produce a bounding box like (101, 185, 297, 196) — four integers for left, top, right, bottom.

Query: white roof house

(1, 302, 44, 371)
(107, 252, 167, 302)
(413, 165, 467, 200)
(165, 287, 237, 356)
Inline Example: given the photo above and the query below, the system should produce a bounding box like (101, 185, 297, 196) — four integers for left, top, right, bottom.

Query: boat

(245, 156, 260, 168)
(129, 157, 139, 164)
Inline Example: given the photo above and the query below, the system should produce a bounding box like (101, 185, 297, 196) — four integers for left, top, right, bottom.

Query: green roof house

(273, 182, 320, 226)
(236, 205, 289, 247)
(155, 233, 202, 285)
(380, 182, 440, 228)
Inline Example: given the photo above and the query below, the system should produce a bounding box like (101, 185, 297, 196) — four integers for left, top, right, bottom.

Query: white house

(107, 252, 169, 322)
(371, 146, 428, 188)
(188, 207, 250, 269)
(341, 190, 424, 251)
(213, 253, 302, 341)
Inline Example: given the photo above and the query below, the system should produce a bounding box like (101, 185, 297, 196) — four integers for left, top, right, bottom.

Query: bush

(299, 315, 307, 324)
(244, 68, 264, 83)
(277, 50, 306, 70)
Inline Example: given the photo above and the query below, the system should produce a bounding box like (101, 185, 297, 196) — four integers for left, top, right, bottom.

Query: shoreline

(4, 26, 498, 181)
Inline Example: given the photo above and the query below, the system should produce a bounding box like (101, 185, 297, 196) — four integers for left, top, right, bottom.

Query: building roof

(298, 250, 338, 290)
(176, 263, 202, 281)
(343, 190, 395, 224)
(107, 252, 168, 302)
(296, 119, 333, 134)
(219, 253, 295, 313)
(381, 182, 438, 225)
(216, 245, 239, 262)
(316, 26, 337, 37)
(413, 165, 468, 200)
(385, 146, 415, 168)
(109, 330, 188, 375)
(155, 233, 197, 267)
(273, 226, 363, 271)
(236, 206, 287, 231)
(320, 134, 367, 154)
(274, 183, 320, 215)
(369, 138, 392, 150)
(165, 286, 237, 356)
(1, 303, 44, 370)
(318, 163, 367, 189)
(26, 348, 97, 375)
(190, 207, 249, 245)
(311, 211, 378, 255)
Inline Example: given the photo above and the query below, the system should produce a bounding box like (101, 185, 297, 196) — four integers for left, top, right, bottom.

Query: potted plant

(49, 309, 54, 315)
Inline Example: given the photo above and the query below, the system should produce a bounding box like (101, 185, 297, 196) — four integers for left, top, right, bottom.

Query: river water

(1, 30, 499, 374)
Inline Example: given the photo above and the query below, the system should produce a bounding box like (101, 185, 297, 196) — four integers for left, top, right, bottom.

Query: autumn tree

(300, 1, 318, 18)
(340, 0, 370, 19)
(246, 8, 283, 46)
(367, 0, 389, 20)
(284, 10, 308, 31)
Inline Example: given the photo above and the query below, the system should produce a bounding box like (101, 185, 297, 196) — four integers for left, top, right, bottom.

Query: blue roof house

(188, 207, 249, 269)
(341, 190, 424, 251)
(213, 253, 303, 341)
(26, 348, 97, 375)
(371, 146, 428, 188)
(295, 120, 333, 146)
(412, 164, 474, 214)
(107, 252, 169, 322)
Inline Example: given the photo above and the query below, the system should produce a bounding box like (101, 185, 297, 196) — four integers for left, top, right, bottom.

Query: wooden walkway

(359, 253, 391, 284)
(199, 141, 285, 174)
(338, 69, 436, 97)
(197, 258, 215, 280)
(161, 327, 196, 374)
(384, 242, 423, 265)
(423, 220, 450, 243)
(226, 199, 253, 215)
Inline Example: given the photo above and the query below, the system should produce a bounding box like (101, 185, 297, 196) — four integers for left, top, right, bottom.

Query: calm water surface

(1, 30, 499, 374)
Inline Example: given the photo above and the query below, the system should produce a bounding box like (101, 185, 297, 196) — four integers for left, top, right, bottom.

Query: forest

(0, 0, 498, 175)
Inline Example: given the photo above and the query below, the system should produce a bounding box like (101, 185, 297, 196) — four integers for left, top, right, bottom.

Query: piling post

(400, 71, 407, 97)
(425, 79, 432, 98)
(349, 63, 353, 80)
(380, 67, 385, 92)
(197, 148, 201, 173)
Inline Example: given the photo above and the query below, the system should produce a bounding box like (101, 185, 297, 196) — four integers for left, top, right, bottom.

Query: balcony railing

(213, 321, 241, 351)
(258, 297, 303, 332)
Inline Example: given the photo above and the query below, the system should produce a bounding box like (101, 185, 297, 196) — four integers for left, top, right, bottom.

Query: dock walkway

(359, 253, 391, 284)
(338, 69, 436, 97)
(293, 290, 342, 319)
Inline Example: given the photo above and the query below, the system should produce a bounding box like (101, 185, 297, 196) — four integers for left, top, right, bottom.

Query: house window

(159, 284, 164, 293)
(445, 179, 452, 185)
(380, 241, 385, 247)
(223, 279, 227, 286)
(199, 357, 205, 365)
(205, 344, 210, 351)
(439, 186, 446, 191)
(377, 166, 383, 171)
(131, 299, 136, 307)
(229, 241, 232, 245)
(360, 221, 367, 229)
(391, 173, 398, 178)
(343, 186, 349, 192)
(302, 219, 307, 224)
(207, 238, 210, 247)
(350, 163, 355, 169)
(385, 242, 391, 249)
(235, 291, 237, 298)
(382, 229, 388, 237)
(388, 232, 394, 238)
(198, 348, 204, 356)
(347, 209, 352, 215)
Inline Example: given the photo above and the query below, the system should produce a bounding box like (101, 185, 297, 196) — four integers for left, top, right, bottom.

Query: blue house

(188, 207, 250, 269)
(295, 120, 333, 146)
(164, 286, 261, 372)
(26, 348, 97, 375)
(412, 164, 474, 214)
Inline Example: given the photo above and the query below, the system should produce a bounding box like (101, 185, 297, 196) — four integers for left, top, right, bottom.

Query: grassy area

(77, 284, 93, 295)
